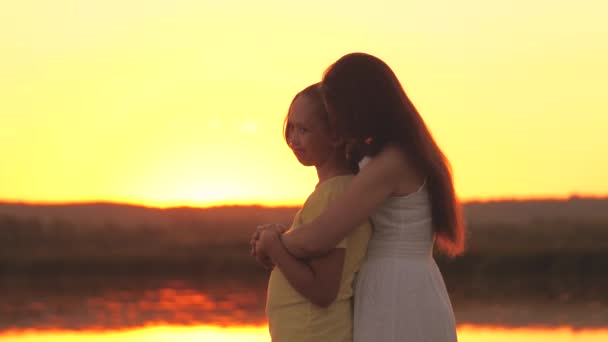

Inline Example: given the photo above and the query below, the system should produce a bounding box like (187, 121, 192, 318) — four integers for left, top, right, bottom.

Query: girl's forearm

(268, 238, 331, 306)
(269, 239, 316, 292)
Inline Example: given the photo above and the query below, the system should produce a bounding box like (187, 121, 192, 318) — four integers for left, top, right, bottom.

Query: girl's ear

(332, 136, 345, 147)
(330, 130, 350, 147)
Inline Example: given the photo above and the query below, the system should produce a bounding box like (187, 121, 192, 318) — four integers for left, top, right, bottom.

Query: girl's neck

(315, 160, 352, 184)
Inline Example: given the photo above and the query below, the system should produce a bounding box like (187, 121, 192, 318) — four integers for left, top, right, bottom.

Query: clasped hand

(250, 223, 287, 269)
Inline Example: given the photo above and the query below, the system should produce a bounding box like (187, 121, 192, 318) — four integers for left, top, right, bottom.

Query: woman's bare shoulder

(373, 144, 424, 195)
(372, 144, 409, 171)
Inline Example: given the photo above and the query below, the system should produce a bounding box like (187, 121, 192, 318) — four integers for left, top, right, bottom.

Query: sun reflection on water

(1, 325, 607, 342)
(0, 325, 270, 342)
(1, 277, 268, 332)
(457, 325, 608, 342)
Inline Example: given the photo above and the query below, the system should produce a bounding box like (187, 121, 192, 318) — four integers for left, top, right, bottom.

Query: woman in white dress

(255, 52, 465, 341)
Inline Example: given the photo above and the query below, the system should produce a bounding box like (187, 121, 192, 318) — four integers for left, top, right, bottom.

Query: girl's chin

(295, 156, 314, 167)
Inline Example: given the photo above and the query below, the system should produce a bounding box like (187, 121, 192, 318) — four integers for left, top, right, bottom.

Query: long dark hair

(321, 52, 465, 256)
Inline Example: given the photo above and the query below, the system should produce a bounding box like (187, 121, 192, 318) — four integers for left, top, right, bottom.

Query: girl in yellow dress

(253, 83, 371, 342)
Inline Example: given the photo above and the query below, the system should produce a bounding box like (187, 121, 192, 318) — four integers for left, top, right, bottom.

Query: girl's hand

(250, 224, 288, 256)
(254, 239, 274, 270)
(255, 229, 282, 268)
(250, 225, 264, 257)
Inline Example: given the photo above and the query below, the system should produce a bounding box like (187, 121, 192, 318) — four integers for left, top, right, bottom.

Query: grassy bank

(1, 204, 607, 302)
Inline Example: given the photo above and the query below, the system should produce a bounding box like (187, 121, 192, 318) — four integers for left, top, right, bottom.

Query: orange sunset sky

(1, 0, 607, 208)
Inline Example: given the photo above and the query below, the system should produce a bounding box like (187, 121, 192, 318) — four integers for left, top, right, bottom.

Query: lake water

(1, 275, 606, 341)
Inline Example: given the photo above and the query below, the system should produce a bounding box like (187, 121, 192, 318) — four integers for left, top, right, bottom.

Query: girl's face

(285, 95, 335, 167)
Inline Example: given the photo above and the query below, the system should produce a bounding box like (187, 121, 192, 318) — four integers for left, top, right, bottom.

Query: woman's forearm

(281, 223, 335, 258)
(282, 147, 405, 257)
(281, 195, 373, 258)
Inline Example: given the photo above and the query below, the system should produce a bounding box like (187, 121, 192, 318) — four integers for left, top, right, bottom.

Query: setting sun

(2, 0, 607, 207)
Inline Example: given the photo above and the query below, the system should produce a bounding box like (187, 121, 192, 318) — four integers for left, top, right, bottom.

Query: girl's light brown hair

(283, 83, 327, 144)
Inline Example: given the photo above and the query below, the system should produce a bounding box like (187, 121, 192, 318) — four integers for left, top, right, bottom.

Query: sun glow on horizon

(2, 0, 607, 206)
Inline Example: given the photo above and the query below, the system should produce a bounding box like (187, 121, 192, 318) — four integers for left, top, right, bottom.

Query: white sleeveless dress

(353, 158, 458, 341)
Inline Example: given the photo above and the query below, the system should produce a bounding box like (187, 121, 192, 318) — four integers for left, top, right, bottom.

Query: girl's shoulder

(299, 175, 353, 224)
(312, 175, 354, 201)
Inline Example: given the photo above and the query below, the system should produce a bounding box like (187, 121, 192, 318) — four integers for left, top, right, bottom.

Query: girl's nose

(288, 133, 300, 147)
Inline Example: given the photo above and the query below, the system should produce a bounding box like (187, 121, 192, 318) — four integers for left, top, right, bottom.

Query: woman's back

(366, 181, 433, 259)
(353, 160, 457, 342)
